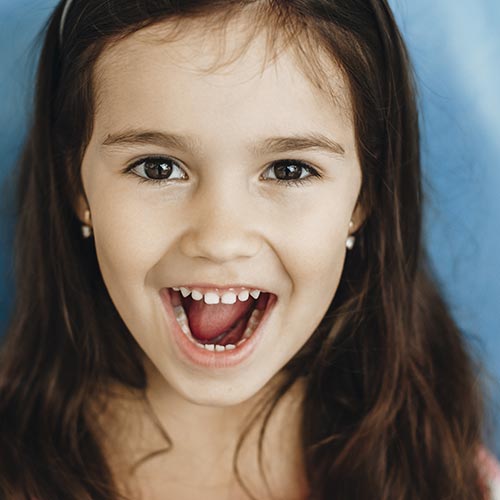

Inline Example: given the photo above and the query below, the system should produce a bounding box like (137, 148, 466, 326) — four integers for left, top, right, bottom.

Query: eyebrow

(101, 129, 345, 156)
(101, 130, 199, 151)
(254, 134, 345, 156)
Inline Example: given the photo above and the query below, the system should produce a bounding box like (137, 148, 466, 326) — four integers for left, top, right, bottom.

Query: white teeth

(225, 344, 236, 350)
(243, 308, 263, 339)
(204, 292, 220, 305)
(173, 287, 264, 303)
(174, 305, 187, 322)
(215, 345, 225, 352)
(174, 306, 191, 336)
(221, 292, 237, 304)
(204, 344, 215, 351)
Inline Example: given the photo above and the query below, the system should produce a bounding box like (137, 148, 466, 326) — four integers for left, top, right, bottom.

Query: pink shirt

(479, 447, 500, 500)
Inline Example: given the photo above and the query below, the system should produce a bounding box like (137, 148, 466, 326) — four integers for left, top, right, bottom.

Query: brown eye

(129, 156, 187, 182)
(262, 159, 319, 184)
(272, 161, 304, 180)
(143, 158, 173, 179)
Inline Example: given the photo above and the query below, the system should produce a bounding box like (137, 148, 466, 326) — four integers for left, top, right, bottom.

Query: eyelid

(260, 159, 321, 183)
(124, 155, 188, 182)
(121, 155, 322, 187)
(126, 154, 185, 170)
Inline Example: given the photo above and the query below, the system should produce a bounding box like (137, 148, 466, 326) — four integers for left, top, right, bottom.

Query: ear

(74, 193, 91, 225)
(350, 202, 367, 233)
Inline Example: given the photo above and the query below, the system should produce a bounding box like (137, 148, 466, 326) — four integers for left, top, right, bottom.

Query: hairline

(89, 8, 354, 130)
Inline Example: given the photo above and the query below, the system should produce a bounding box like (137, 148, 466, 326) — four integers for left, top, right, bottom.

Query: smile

(160, 285, 277, 368)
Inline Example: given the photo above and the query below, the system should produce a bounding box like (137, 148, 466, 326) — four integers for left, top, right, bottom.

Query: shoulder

(478, 447, 500, 500)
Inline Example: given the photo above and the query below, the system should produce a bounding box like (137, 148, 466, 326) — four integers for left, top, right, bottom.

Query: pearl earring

(346, 220, 355, 250)
(81, 209, 93, 238)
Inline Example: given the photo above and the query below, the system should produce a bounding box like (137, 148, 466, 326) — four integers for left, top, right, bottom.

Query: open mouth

(168, 287, 273, 352)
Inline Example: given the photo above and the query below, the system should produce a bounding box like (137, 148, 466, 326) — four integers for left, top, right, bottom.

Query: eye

(126, 156, 187, 184)
(261, 159, 321, 186)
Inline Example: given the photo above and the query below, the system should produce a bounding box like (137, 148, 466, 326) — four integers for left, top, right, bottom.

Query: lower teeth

(173, 305, 264, 352)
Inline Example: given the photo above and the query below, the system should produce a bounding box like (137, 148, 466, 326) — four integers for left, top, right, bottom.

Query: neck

(89, 361, 309, 499)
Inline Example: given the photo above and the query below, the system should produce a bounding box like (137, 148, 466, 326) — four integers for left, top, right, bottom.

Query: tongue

(184, 298, 255, 341)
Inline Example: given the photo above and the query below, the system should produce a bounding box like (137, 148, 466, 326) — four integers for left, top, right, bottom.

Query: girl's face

(79, 18, 362, 407)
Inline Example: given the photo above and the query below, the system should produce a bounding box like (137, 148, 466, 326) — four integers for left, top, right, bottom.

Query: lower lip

(159, 289, 277, 369)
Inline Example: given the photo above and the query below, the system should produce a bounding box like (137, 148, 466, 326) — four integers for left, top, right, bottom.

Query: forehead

(91, 14, 353, 143)
(94, 12, 352, 105)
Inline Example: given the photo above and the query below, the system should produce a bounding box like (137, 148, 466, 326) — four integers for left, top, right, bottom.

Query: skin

(78, 14, 363, 500)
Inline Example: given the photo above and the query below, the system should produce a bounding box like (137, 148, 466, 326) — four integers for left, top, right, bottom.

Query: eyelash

(123, 155, 322, 187)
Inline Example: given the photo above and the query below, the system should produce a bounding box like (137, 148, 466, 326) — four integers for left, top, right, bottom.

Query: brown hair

(0, 1, 489, 498)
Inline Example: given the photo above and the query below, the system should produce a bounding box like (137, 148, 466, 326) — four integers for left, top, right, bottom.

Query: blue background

(1, 1, 499, 454)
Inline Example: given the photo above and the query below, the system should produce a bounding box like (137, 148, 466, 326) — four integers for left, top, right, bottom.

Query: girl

(0, 0, 498, 499)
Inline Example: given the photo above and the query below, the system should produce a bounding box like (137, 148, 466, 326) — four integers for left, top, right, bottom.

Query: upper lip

(169, 284, 275, 294)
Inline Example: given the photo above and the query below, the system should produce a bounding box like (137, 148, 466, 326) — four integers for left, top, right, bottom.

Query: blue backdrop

(1, 0, 499, 454)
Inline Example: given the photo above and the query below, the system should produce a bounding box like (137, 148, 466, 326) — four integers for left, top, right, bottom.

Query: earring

(81, 209, 93, 238)
(346, 220, 355, 250)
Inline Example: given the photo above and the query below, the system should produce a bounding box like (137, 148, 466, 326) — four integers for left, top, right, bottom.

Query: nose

(179, 182, 263, 264)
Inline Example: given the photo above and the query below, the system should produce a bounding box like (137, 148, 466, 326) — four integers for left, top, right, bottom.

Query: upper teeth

(173, 287, 262, 304)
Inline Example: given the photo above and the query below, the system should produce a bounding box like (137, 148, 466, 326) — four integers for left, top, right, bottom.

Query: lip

(172, 283, 273, 294)
(159, 287, 277, 369)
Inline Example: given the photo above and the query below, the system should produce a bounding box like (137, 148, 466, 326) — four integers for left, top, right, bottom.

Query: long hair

(0, 1, 488, 498)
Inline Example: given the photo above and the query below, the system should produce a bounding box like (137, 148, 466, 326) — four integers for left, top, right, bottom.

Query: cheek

(88, 188, 181, 348)
(89, 184, 170, 301)
(279, 197, 349, 283)
(276, 194, 351, 336)
(286, 223, 345, 307)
